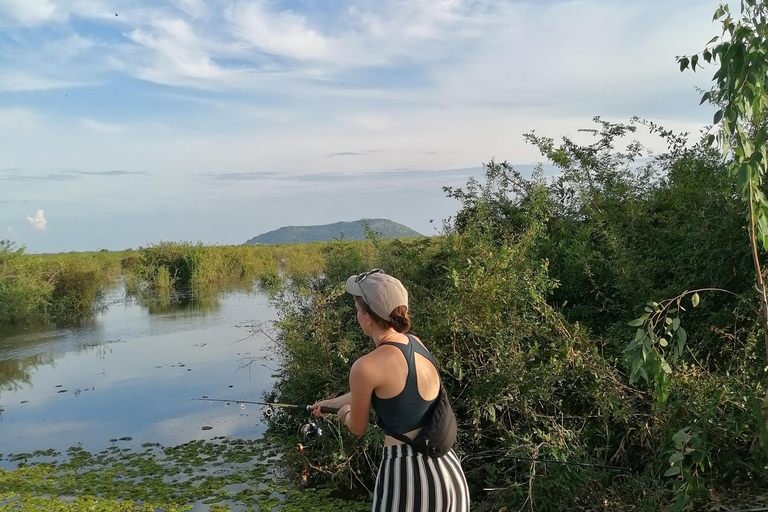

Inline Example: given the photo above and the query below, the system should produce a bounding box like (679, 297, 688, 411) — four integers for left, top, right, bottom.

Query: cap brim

(345, 275, 363, 296)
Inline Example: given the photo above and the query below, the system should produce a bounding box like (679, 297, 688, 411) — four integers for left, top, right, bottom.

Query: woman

(311, 269, 470, 512)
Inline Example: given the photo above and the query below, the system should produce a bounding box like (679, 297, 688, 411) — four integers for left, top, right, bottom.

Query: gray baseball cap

(345, 269, 408, 321)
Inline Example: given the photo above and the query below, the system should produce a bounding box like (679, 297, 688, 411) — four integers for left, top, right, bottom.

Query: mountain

(245, 219, 422, 245)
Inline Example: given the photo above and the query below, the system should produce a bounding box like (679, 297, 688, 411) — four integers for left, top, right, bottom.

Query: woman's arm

(339, 356, 377, 436)
(310, 392, 351, 417)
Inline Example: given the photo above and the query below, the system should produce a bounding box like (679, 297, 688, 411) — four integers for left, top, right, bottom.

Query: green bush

(267, 119, 767, 511)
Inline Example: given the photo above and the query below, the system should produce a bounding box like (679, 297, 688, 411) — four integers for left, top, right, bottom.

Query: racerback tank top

(370, 334, 439, 436)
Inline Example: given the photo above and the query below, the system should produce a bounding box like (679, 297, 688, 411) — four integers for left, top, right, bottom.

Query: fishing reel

(296, 419, 323, 452)
(300, 420, 323, 439)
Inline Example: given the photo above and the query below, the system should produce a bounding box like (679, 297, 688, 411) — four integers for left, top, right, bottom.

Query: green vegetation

(266, 117, 768, 510)
(0, 241, 332, 327)
(245, 219, 422, 245)
(0, 438, 370, 512)
(0, 243, 124, 326)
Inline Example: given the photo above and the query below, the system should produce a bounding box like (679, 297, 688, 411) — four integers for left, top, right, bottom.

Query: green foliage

(0, 438, 369, 512)
(0, 242, 122, 325)
(0, 240, 331, 328)
(268, 117, 768, 511)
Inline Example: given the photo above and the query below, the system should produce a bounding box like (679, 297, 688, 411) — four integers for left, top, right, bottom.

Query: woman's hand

(310, 399, 333, 418)
(337, 404, 351, 426)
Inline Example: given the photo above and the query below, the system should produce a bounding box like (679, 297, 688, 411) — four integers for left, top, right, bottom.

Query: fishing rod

(190, 397, 340, 415)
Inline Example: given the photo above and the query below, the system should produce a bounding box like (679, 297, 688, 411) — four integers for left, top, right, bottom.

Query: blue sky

(0, 0, 718, 252)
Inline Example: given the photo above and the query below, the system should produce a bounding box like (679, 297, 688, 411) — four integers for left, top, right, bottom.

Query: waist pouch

(387, 384, 457, 458)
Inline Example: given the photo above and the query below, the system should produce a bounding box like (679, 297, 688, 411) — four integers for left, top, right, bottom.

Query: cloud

(2, 173, 79, 182)
(6, 226, 17, 238)
(0, 0, 64, 26)
(68, 170, 146, 176)
(26, 209, 46, 230)
(225, 1, 332, 61)
(172, 0, 209, 19)
(126, 18, 248, 88)
(0, 72, 90, 92)
(80, 119, 131, 133)
(197, 171, 283, 181)
(327, 149, 384, 157)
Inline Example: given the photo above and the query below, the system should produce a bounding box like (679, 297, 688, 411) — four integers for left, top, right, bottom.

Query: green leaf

(679, 57, 689, 72)
(628, 314, 648, 326)
(699, 91, 711, 105)
(665, 466, 681, 477)
(759, 215, 768, 236)
(691, 54, 699, 71)
(672, 317, 680, 330)
(669, 452, 684, 464)
(659, 338, 669, 347)
(703, 49, 712, 63)
(692, 293, 700, 307)
(672, 429, 691, 445)
(713, 7, 724, 20)
(713, 109, 723, 124)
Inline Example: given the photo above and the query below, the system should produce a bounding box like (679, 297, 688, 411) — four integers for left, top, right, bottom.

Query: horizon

(0, 0, 717, 253)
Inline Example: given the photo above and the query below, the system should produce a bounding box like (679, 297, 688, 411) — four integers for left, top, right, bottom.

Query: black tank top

(371, 334, 439, 436)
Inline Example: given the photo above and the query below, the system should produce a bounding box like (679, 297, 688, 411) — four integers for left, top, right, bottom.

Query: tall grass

(0, 242, 124, 325)
(0, 240, 336, 327)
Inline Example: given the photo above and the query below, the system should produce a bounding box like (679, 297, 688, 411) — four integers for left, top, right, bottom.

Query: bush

(267, 119, 768, 511)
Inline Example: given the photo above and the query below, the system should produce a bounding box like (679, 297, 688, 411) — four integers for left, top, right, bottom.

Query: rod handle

(306, 405, 340, 414)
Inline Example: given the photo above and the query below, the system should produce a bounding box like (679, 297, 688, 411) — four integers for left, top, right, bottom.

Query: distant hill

(245, 219, 422, 245)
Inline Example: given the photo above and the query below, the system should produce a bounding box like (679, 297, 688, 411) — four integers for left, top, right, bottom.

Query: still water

(0, 286, 277, 467)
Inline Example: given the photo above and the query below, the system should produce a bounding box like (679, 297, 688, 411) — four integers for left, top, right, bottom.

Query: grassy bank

(266, 120, 768, 511)
(0, 241, 339, 328)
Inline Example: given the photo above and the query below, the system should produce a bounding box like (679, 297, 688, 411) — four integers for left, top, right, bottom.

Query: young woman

(311, 269, 470, 512)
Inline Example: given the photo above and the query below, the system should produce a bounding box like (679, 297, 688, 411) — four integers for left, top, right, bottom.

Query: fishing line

(190, 397, 340, 415)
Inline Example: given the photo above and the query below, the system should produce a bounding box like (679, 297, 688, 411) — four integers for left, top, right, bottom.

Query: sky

(0, 0, 719, 253)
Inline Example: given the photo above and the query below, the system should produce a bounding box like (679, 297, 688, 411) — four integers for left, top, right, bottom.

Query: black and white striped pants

(372, 444, 470, 512)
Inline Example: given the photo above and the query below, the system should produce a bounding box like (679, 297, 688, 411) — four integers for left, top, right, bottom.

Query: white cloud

(224, 0, 480, 66)
(172, 0, 209, 19)
(0, 0, 64, 26)
(81, 118, 130, 133)
(226, 1, 331, 61)
(126, 17, 247, 87)
(27, 209, 46, 230)
(0, 72, 89, 92)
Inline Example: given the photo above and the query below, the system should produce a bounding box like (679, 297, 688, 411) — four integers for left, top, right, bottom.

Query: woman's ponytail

(389, 305, 411, 333)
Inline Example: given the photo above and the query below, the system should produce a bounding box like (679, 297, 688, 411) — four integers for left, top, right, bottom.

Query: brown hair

(354, 296, 411, 333)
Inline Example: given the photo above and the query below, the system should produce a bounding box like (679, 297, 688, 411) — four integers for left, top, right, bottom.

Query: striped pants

(372, 444, 470, 512)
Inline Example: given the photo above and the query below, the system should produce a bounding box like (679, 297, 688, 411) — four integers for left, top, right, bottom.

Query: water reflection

(0, 353, 53, 393)
(0, 285, 277, 462)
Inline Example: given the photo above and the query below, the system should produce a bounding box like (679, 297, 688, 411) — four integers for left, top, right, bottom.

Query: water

(0, 286, 279, 467)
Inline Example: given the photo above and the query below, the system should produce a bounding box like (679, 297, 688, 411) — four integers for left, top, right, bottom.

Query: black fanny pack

(387, 384, 457, 458)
